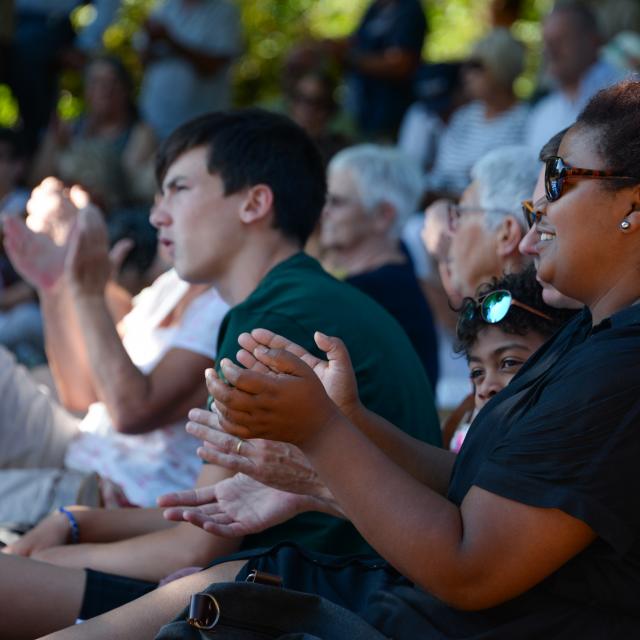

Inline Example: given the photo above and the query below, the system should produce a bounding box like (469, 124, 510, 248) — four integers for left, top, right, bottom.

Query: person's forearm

(69, 506, 172, 544)
(303, 416, 465, 601)
(306, 494, 346, 519)
(47, 519, 241, 582)
(40, 286, 98, 410)
(72, 294, 156, 432)
(40, 279, 132, 411)
(349, 404, 455, 496)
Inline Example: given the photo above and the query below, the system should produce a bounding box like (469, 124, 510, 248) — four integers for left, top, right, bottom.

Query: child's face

(468, 325, 547, 411)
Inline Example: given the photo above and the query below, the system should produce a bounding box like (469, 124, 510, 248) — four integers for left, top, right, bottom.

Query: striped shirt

(425, 100, 529, 197)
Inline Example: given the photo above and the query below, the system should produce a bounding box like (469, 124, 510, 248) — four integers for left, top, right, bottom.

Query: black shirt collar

(589, 303, 640, 334)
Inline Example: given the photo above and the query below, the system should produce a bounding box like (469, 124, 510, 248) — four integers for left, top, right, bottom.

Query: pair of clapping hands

(2, 177, 132, 295)
(159, 328, 362, 537)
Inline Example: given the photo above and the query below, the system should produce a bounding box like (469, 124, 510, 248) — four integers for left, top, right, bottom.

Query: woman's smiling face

(535, 125, 636, 307)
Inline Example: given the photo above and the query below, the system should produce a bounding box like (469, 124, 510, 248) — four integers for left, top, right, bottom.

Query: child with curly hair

(444, 266, 576, 451)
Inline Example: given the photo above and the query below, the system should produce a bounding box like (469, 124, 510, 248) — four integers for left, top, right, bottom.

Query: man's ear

(238, 184, 274, 224)
(495, 216, 523, 258)
(372, 201, 397, 234)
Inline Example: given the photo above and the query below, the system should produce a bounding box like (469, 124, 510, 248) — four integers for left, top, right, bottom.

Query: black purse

(154, 573, 388, 640)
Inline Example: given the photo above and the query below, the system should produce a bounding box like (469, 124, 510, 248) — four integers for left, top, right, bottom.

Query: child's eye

(469, 368, 485, 380)
(501, 358, 524, 371)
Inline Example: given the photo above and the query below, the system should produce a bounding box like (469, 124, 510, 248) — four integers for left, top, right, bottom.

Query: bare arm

(3, 182, 134, 410)
(64, 208, 214, 433)
(40, 285, 100, 410)
(72, 291, 212, 433)
(348, 403, 455, 496)
(235, 329, 456, 495)
(3, 504, 174, 558)
(27, 465, 241, 582)
(303, 416, 594, 609)
(212, 347, 596, 611)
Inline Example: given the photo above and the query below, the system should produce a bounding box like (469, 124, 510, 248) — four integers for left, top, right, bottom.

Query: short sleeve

(218, 308, 317, 367)
(169, 288, 229, 360)
(472, 336, 640, 555)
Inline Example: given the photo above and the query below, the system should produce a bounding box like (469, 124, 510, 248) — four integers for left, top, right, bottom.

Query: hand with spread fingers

(185, 405, 334, 501)
(209, 343, 347, 447)
(158, 473, 333, 538)
(2, 214, 67, 291)
(235, 328, 362, 422)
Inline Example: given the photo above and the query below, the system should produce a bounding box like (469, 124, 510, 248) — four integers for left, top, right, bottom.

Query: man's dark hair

(455, 265, 577, 356)
(574, 80, 640, 186)
(156, 108, 327, 246)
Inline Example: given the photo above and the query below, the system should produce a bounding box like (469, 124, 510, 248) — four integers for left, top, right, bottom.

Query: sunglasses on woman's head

(458, 289, 552, 334)
(544, 155, 637, 202)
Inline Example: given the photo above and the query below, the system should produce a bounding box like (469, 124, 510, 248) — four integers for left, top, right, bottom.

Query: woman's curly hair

(455, 265, 578, 356)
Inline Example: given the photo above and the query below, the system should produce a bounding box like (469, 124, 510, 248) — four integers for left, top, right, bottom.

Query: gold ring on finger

(235, 439, 245, 455)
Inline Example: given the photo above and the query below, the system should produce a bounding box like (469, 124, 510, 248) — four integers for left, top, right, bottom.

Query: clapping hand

(235, 329, 362, 422)
(159, 473, 317, 538)
(186, 405, 331, 500)
(26, 177, 88, 246)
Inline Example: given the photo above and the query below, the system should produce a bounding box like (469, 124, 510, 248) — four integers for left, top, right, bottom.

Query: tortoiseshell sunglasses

(545, 155, 637, 202)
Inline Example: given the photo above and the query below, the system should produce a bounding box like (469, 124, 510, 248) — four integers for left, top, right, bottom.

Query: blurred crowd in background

(0, 0, 638, 411)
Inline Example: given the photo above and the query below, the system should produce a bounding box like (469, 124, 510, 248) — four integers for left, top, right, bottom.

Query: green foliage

(0, 85, 18, 127)
(0, 0, 551, 128)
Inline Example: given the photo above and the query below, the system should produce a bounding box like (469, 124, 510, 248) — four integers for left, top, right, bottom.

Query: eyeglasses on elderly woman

(457, 289, 552, 335)
(447, 202, 513, 232)
(544, 155, 638, 202)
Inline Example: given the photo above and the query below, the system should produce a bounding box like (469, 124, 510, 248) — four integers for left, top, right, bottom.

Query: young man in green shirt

(151, 109, 440, 554)
(0, 109, 440, 638)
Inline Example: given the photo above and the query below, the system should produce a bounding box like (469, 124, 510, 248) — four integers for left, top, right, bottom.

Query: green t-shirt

(216, 252, 440, 556)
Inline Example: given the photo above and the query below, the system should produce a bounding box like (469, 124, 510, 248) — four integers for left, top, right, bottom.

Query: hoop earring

(619, 220, 631, 230)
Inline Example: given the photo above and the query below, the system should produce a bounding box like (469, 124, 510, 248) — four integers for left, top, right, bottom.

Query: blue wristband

(58, 507, 80, 544)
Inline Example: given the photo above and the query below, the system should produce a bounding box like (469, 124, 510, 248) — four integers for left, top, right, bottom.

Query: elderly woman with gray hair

(320, 143, 439, 387)
(446, 144, 539, 298)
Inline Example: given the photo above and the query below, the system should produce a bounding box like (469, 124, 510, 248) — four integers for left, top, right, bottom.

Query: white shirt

(64, 269, 229, 506)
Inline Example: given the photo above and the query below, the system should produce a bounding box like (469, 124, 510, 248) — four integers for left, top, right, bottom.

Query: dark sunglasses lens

(521, 202, 534, 228)
(545, 158, 563, 202)
(456, 299, 477, 336)
(482, 291, 512, 324)
(462, 299, 477, 322)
